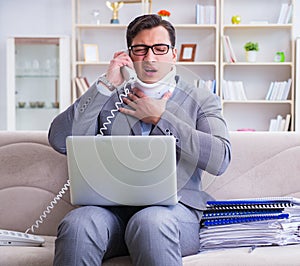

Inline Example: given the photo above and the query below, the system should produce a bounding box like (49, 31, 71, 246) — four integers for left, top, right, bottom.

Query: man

(49, 14, 231, 266)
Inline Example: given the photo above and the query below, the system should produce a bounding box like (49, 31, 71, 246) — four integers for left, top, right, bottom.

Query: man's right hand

(106, 50, 134, 89)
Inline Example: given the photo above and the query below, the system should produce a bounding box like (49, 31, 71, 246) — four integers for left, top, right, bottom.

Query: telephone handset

(121, 65, 137, 83)
(0, 229, 45, 246)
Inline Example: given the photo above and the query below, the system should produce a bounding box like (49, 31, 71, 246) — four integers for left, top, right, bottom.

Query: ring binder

(206, 199, 295, 210)
(202, 213, 289, 227)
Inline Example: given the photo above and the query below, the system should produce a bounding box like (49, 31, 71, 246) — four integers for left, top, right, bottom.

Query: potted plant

(157, 10, 171, 21)
(244, 41, 259, 62)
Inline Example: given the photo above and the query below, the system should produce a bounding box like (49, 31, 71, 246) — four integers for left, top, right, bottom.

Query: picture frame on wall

(83, 44, 99, 62)
(179, 44, 197, 62)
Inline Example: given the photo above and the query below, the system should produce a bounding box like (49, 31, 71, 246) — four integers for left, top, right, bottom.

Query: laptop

(66, 135, 178, 206)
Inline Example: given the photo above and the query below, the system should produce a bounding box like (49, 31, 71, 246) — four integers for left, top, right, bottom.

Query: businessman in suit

(49, 14, 231, 266)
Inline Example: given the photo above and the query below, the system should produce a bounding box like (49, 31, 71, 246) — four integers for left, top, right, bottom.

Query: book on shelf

(75, 76, 90, 98)
(222, 80, 247, 100)
(277, 3, 293, 24)
(195, 4, 216, 24)
(268, 114, 291, 131)
(284, 114, 291, 131)
(265, 79, 291, 101)
(222, 35, 237, 63)
(194, 79, 216, 94)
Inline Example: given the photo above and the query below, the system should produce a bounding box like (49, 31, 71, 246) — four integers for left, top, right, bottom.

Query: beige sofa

(0, 131, 300, 266)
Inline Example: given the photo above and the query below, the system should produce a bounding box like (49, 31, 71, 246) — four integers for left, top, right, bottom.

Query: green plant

(244, 41, 259, 52)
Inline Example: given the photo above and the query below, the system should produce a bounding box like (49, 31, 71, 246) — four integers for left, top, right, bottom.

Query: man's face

(130, 26, 177, 84)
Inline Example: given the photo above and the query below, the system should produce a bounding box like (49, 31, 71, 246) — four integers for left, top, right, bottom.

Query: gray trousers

(53, 203, 202, 266)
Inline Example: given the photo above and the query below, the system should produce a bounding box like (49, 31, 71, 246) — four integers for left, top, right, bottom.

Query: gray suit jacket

(48, 76, 231, 210)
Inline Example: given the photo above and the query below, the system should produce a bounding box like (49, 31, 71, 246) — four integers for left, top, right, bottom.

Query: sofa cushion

(0, 131, 75, 236)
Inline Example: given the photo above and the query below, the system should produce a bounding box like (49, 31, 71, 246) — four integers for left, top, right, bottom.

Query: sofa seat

(0, 239, 300, 266)
(1, 237, 300, 266)
(103, 245, 300, 266)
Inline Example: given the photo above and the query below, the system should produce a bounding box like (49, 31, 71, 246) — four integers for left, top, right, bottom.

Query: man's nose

(143, 48, 156, 61)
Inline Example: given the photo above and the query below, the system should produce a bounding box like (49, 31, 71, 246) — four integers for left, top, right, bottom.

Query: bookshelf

(72, 0, 295, 132)
(220, 0, 295, 131)
(71, 0, 219, 101)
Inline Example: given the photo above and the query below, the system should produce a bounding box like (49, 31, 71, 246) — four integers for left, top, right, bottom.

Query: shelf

(177, 62, 217, 66)
(75, 23, 218, 29)
(75, 61, 218, 66)
(222, 100, 293, 104)
(75, 23, 127, 29)
(223, 23, 293, 29)
(16, 107, 60, 110)
(16, 75, 59, 78)
(222, 62, 293, 66)
(75, 61, 108, 65)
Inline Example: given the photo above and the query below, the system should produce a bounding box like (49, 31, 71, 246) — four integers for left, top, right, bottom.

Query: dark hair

(126, 14, 176, 48)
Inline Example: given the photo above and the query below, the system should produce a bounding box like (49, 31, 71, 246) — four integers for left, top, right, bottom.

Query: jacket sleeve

(154, 81, 231, 176)
(48, 83, 109, 154)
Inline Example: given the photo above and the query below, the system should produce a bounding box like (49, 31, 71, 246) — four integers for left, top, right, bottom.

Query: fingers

(106, 51, 134, 86)
(127, 92, 139, 102)
(131, 88, 147, 98)
(162, 91, 172, 100)
(110, 53, 132, 68)
(122, 96, 137, 108)
(118, 107, 135, 116)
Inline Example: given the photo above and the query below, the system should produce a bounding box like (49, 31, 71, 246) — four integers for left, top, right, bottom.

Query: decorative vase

(246, 51, 257, 62)
(160, 16, 169, 21)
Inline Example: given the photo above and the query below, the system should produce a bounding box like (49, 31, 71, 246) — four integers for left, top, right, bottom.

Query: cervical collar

(134, 67, 176, 99)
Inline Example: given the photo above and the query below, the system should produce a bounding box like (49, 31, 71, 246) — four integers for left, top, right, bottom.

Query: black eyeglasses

(129, 44, 174, 56)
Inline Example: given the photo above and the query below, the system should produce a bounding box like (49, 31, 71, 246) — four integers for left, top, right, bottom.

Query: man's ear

(172, 48, 177, 62)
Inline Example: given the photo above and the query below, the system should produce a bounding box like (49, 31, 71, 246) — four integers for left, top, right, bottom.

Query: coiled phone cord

(25, 180, 70, 234)
(25, 81, 132, 234)
(99, 85, 130, 135)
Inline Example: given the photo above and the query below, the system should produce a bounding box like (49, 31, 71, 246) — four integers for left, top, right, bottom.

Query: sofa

(0, 130, 300, 266)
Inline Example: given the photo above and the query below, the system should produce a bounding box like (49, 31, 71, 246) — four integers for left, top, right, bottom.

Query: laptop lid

(66, 135, 178, 206)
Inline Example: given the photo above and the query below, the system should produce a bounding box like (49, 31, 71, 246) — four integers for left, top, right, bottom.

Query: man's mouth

(145, 68, 157, 73)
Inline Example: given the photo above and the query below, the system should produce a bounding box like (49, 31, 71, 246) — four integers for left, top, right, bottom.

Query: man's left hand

(119, 88, 172, 125)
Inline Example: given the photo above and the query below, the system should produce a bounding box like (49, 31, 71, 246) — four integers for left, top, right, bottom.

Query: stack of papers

(199, 197, 300, 251)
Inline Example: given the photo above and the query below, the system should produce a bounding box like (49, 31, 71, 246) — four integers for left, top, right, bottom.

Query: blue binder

(202, 197, 296, 226)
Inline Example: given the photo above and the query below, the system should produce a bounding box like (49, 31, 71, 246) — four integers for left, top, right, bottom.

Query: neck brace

(134, 67, 176, 99)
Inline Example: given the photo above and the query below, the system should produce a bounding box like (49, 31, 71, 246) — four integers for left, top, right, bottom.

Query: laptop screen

(66, 135, 178, 206)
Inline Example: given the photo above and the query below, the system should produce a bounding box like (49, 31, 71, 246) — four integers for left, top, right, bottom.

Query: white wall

(0, 0, 299, 130)
(0, 0, 72, 130)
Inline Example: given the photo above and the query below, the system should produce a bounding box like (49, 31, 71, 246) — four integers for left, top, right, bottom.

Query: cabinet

(7, 36, 71, 131)
(220, 0, 295, 131)
(72, 0, 219, 101)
